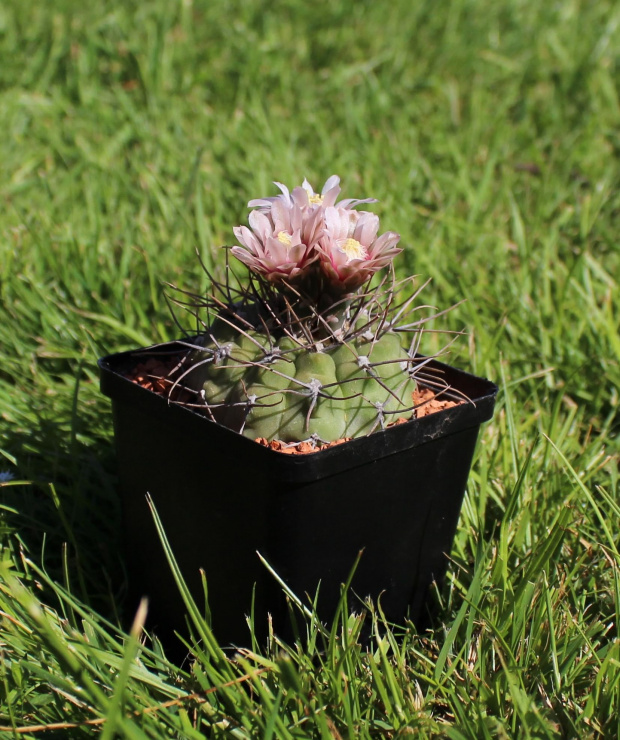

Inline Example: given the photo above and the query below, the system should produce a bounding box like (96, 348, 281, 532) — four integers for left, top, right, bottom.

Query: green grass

(0, 0, 619, 735)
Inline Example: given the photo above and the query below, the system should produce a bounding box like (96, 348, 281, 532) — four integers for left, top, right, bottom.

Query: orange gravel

(412, 387, 459, 417)
(254, 437, 352, 453)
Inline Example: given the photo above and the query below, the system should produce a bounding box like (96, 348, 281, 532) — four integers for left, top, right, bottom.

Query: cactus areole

(161, 175, 470, 447)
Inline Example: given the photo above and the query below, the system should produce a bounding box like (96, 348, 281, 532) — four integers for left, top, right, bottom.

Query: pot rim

(99, 340, 498, 481)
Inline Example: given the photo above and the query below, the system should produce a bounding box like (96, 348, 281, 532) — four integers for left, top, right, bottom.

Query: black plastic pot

(99, 343, 497, 646)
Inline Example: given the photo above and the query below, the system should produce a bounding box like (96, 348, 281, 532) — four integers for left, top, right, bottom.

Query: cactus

(181, 321, 417, 442)
(170, 176, 454, 445)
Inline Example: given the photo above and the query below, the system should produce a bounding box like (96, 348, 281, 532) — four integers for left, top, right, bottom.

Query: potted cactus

(99, 176, 497, 646)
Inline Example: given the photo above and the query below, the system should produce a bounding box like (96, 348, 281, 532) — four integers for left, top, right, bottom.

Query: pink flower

(231, 204, 322, 282)
(232, 176, 395, 288)
(318, 206, 401, 291)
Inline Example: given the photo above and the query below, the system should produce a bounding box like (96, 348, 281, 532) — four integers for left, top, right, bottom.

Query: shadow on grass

(0, 415, 128, 627)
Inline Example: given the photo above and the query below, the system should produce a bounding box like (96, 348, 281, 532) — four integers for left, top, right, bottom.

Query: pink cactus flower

(231, 204, 322, 282)
(318, 206, 401, 291)
(232, 176, 396, 289)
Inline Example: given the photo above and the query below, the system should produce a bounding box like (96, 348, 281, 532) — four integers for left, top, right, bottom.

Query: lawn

(0, 0, 619, 736)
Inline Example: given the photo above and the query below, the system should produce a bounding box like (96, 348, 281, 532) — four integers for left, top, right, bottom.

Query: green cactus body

(282, 352, 347, 442)
(337, 331, 416, 437)
(183, 325, 417, 443)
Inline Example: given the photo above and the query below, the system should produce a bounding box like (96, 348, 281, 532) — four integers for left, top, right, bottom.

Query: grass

(0, 0, 619, 735)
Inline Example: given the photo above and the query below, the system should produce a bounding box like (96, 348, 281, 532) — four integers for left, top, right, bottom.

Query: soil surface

(125, 354, 461, 454)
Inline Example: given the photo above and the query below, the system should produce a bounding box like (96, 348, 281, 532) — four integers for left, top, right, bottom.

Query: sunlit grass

(0, 0, 619, 736)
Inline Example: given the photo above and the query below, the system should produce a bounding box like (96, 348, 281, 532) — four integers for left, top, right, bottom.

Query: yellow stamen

(341, 238, 367, 260)
(276, 231, 293, 247)
(309, 194, 323, 205)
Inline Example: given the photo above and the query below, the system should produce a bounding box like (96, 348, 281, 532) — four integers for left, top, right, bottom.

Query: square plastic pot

(99, 343, 497, 646)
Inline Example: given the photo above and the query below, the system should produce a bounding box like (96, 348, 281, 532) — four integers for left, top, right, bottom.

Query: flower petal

(248, 197, 276, 209)
(369, 231, 401, 259)
(248, 210, 274, 242)
(321, 174, 340, 193)
(354, 212, 379, 245)
(233, 225, 263, 255)
(336, 197, 379, 209)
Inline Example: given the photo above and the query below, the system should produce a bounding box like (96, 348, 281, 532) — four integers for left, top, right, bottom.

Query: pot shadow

(0, 413, 127, 626)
